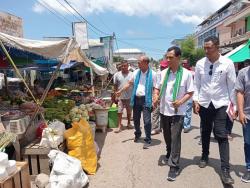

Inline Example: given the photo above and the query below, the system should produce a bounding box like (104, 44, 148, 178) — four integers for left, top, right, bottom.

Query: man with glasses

(193, 36, 236, 185)
(116, 55, 157, 149)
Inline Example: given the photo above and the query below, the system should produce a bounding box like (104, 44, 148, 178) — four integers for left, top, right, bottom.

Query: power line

(63, 0, 111, 36)
(37, 0, 165, 56)
(37, 0, 71, 27)
(55, 0, 81, 22)
(37, 0, 99, 38)
(54, 0, 101, 37)
(40, 0, 73, 24)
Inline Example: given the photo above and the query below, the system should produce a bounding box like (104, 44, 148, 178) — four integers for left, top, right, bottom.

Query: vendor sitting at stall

(33, 79, 44, 98)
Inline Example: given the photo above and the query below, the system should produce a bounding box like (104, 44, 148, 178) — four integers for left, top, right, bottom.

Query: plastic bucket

(95, 109, 109, 127)
(108, 106, 118, 128)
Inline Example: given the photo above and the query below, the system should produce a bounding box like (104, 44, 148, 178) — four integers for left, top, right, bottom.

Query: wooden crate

(22, 139, 65, 176)
(0, 161, 31, 188)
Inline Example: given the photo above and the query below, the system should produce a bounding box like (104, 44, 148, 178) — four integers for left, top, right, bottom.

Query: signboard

(72, 22, 89, 50)
(0, 12, 23, 37)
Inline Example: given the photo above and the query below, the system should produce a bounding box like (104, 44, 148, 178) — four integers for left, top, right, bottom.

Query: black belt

(136, 96, 145, 99)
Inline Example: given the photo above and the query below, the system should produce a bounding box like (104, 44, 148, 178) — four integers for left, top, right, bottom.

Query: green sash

(159, 66, 183, 101)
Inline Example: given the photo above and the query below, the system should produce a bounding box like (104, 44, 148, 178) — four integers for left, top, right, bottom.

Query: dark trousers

(226, 115, 233, 135)
(199, 102, 230, 170)
(243, 119, 250, 170)
(160, 114, 184, 168)
(133, 96, 152, 143)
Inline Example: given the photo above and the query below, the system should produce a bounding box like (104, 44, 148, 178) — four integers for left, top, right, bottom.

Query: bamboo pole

(24, 39, 73, 135)
(0, 40, 37, 102)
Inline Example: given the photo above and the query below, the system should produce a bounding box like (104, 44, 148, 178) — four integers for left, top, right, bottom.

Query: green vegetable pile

(43, 98, 75, 122)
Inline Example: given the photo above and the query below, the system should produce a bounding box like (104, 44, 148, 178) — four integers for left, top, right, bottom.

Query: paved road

(89, 114, 248, 188)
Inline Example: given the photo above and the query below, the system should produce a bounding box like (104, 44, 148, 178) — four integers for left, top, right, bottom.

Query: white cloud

(33, 0, 231, 25)
(32, 3, 45, 14)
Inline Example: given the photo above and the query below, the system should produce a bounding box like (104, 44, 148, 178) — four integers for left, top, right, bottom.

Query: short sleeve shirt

(156, 68, 194, 116)
(235, 66, 250, 119)
(113, 71, 133, 99)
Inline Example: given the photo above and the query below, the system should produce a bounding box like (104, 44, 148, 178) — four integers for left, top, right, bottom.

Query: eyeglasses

(209, 64, 213, 76)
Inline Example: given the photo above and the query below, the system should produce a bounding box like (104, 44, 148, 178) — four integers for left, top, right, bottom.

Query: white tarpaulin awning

(0, 32, 108, 75)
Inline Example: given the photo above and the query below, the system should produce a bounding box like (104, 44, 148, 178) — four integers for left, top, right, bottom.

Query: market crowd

(113, 36, 250, 184)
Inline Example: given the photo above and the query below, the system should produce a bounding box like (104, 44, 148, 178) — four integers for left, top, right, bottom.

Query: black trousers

(160, 114, 184, 168)
(199, 102, 230, 170)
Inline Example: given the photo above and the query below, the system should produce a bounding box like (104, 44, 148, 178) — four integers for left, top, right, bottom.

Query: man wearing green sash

(153, 46, 194, 181)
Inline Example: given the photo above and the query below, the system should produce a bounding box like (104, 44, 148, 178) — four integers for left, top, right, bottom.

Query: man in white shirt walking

(153, 46, 194, 181)
(193, 36, 236, 185)
(116, 55, 157, 149)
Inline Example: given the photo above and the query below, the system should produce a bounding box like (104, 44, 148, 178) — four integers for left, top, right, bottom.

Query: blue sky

(1, 0, 230, 60)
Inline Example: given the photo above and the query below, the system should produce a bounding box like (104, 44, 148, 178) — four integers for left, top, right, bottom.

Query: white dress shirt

(156, 68, 194, 116)
(132, 69, 157, 96)
(193, 55, 236, 109)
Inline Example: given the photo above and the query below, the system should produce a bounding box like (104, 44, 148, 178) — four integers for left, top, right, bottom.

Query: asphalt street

(89, 114, 248, 188)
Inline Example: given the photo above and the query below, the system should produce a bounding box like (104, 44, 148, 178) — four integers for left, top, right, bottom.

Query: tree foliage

(180, 35, 205, 66)
(113, 56, 124, 62)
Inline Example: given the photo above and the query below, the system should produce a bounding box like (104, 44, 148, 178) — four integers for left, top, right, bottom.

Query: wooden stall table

(22, 139, 65, 177)
(0, 161, 31, 188)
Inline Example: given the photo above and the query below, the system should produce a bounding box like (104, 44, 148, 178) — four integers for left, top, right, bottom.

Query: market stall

(0, 32, 112, 187)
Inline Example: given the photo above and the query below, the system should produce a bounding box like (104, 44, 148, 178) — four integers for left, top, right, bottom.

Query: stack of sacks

(40, 120, 65, 148)
(0, 152, 16, 180)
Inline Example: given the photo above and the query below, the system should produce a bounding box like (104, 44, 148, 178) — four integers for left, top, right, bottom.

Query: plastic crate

(2, 116, 29, 134)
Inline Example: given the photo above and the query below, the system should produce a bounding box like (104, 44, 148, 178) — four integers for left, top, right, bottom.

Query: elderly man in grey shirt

(235, 65, 250, 183)
(113, 60, 133, 133)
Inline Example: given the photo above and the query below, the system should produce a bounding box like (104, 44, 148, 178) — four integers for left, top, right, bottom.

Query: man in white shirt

(193, 36, 236, 185)
(116, 55, 157, 149)
(153, 46, 194, 181)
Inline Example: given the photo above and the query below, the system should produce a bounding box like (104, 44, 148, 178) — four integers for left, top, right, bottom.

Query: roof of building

(198, 1, 232, 26)
(88, 39, 104, 47)
(114, 48, 142, 53)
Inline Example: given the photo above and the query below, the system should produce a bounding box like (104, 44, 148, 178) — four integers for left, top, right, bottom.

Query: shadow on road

(122, 137, 161, 147)
(158, 155, 245, 187)
(95, 128, 112, 157)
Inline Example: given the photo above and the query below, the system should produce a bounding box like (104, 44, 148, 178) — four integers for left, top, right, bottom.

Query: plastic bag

(48, 150, 89, 188)
(48, 120, 65, 136)
(64, 118, 97, 174)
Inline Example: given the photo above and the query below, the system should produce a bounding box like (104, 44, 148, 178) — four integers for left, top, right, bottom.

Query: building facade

(195, 0, 250, 53)
(113, 48, 145, 61)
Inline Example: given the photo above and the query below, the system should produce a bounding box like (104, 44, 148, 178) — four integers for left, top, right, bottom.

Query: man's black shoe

(166, 152, 170, 161)
(167, 167, 180, 181)
(241, 171, 250, 183)
(221, 169, 234, 185)
(134, 137, 140, 143)
(199, 156, 208, 168)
